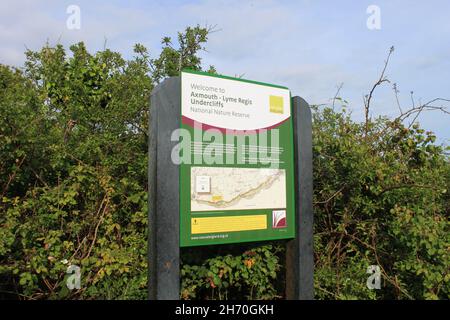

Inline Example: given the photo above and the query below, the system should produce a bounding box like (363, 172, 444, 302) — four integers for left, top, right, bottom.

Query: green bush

(181, 244, 283, 300)
(312, 106, 449, 299)
(0, 26, 210, 299)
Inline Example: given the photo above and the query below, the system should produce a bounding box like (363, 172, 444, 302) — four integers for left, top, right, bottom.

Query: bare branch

(314, 185, 345, 205)
(410, 91, 415, 109)
(392, 83, 402, 114)
(396, 98, 450, 124)
(364, 46, 395, 134)
(332, 82, 344, 110)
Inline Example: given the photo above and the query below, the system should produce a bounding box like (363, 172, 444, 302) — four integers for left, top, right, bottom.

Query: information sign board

(179, 70, 296, 246)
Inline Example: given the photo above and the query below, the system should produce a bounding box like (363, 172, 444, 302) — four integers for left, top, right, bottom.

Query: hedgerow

(0, 26, 448, 299)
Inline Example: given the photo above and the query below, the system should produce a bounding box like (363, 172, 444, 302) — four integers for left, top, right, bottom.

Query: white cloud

(0, 0, 158, 65)
(0, 0, 448, 141)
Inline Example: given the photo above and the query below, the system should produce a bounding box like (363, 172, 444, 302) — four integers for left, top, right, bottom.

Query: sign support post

(148, 77, 181, 300)
(286, 96, 314, 300)
(149, 76, 313, 300)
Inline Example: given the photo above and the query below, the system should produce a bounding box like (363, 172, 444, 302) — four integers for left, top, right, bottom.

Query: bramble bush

(0, 26, 448, 299)
(0, 25, 211, 299)
(312, 105, 449, 299)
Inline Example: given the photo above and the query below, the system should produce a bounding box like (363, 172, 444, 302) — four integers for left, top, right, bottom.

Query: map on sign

(190, 167, 286, 212)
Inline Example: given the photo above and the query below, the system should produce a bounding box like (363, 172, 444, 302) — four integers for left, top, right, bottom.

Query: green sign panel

(179, 70, 296, 247)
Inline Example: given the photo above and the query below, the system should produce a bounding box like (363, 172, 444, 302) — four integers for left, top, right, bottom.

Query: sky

(1, 0, 449, 143)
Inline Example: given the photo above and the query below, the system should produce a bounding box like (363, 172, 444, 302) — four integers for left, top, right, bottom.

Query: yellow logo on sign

(269, 95, 284, 114)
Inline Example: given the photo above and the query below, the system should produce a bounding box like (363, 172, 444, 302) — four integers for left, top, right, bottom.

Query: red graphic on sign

(272, 210, 287, 228)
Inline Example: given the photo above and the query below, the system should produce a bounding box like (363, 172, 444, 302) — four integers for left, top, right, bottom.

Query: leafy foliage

(312, 105, 449, 300)
(181, 244, 283, 300)
(0, 26, 211, 299)
(0, 26, 448, 300)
